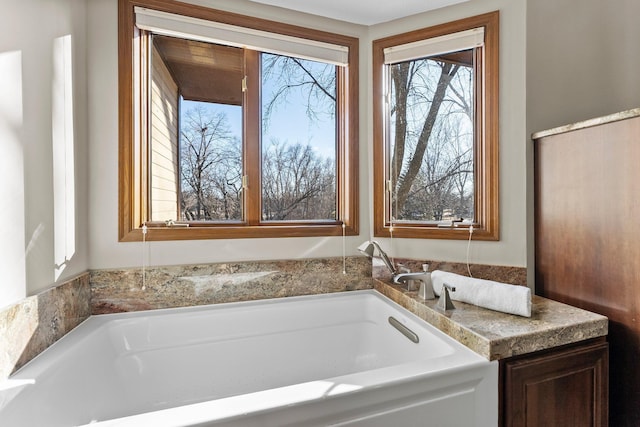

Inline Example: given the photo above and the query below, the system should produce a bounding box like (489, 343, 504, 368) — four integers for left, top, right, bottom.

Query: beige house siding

(150, 44, 180, 221)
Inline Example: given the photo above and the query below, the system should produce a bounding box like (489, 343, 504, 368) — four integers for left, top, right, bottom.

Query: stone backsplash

(373, 257, 527, 286)
(90, 256, 372, 314)
(0, 273, 91, 379)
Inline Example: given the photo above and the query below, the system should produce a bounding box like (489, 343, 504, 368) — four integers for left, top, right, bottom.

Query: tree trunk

(394, 63, 459, 212)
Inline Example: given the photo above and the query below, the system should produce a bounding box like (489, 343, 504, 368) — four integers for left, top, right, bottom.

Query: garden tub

(0, 290, 497, 426)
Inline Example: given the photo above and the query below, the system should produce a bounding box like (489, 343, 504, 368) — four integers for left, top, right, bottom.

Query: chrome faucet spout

(393, 272, 435, 299)
(357, 241, 397, 275)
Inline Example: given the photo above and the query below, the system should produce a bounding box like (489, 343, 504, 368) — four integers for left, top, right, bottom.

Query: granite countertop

(532, 107, 640, 140)
(374, 280, 608, 361)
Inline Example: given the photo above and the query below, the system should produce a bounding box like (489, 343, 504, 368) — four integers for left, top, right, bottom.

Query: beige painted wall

(527, 0, 640, 133)
(0, 0, 89, 307)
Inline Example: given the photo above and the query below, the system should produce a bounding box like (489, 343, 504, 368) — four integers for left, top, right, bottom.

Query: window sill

(374, 223, 498, 241)
(119, 223, 358, 242)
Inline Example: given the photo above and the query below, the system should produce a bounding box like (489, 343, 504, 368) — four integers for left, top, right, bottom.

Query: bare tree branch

(395, 62, 460, 210)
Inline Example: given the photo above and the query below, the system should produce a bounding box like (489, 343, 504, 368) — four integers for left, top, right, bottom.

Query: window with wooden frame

(118, 0, 359, 241)
(372, 11, 499, 240)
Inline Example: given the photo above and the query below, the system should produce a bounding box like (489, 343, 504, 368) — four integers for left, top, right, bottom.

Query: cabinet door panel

(503, 341, 608, 427)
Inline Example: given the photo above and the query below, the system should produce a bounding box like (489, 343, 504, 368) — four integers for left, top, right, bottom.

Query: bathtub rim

(77, 357, 497, 427)
(9, 289, 477, 373)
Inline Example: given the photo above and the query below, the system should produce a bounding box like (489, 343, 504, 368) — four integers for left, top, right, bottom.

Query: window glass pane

(388, 49, 474, 223)
(179, 100, 243, 221)
(149, 35, 244, 222)
(260, 53, 337, 221)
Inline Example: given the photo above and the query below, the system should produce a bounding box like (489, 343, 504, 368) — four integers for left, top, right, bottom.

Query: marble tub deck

(1, 257, 608, 379)
(374, 280, 608, 361)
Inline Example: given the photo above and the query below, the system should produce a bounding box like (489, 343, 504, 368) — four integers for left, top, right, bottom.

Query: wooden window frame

(372, 11, 499, 241)
(118, 0, 359, 241)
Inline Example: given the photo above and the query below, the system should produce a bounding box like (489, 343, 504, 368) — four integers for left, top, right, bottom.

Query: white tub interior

(0, 290, 497, 426)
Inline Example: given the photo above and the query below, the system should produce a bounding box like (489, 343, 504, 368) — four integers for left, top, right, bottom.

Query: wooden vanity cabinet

(534, 110, 639, 425)
(500, 338, 608, 427)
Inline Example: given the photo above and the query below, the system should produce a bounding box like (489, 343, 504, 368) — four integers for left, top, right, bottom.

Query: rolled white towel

(431, 270, 532, 317)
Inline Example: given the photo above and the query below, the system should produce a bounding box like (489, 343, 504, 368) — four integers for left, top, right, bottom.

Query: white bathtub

(0, 290, 497, 426)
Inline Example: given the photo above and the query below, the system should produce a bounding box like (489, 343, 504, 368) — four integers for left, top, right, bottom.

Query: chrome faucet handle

(417, 275, 435, 300)
(437, 283, 456, 311)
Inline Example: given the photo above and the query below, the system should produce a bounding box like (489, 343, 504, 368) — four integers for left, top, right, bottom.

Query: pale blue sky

(181, 94, 336, 160)
(180, 53, 337, 161)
